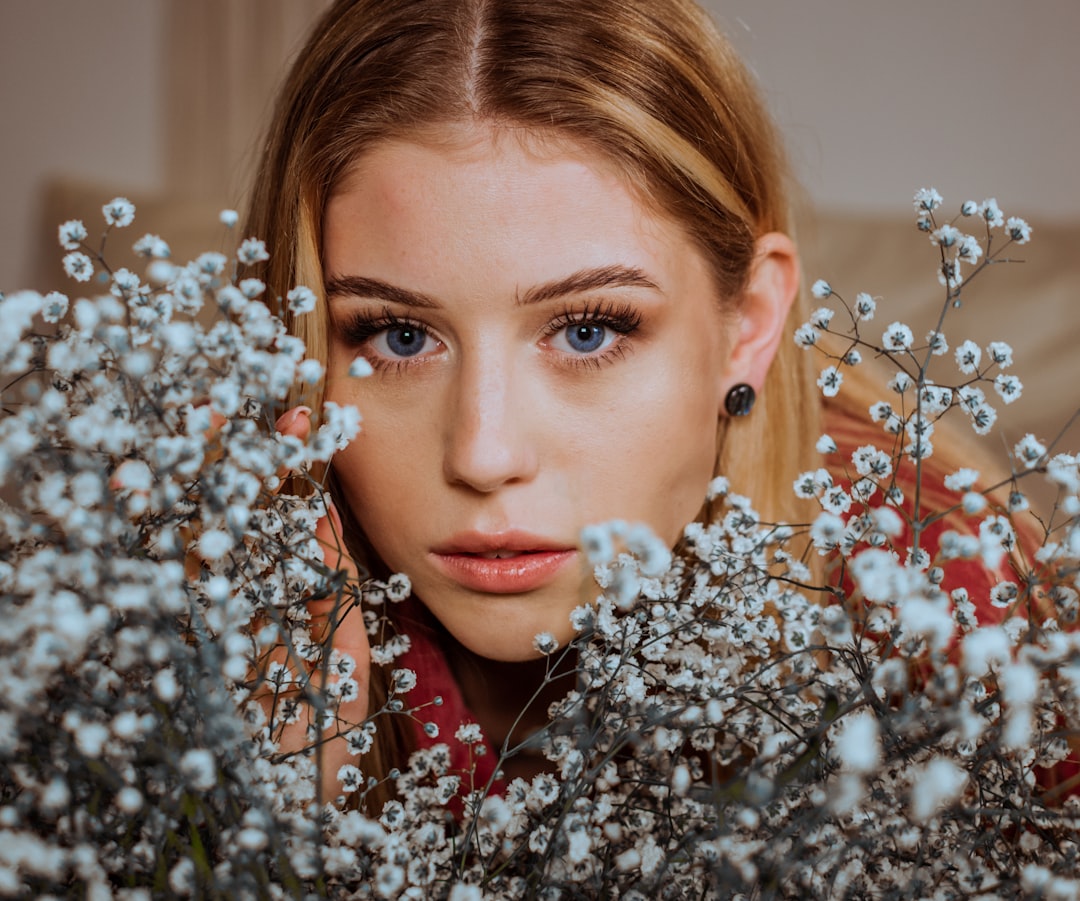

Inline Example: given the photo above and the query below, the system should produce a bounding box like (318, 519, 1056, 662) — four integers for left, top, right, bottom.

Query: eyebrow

(324, 264, 661, 309)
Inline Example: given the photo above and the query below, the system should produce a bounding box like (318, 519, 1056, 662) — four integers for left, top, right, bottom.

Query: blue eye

(384, 324, 427, 357)
(565, 324, 607, 354)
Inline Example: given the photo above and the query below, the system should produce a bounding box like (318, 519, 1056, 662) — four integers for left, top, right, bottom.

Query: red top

(395, 410, 1076, 796)
(396, 598, 501, 792)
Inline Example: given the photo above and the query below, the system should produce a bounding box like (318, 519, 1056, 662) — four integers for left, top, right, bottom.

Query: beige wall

(2, 1, 1078, 289)
(706, 1, 1080, 221)
(0, 0, 167, 290)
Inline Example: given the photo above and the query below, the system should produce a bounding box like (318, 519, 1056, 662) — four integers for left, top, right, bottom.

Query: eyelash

(337, 307, 434, 374)
(335, 300, 644, 373)
(542, 300, 643, 370)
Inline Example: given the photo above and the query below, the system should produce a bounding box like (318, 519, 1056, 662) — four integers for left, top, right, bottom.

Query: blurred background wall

(0, 0, 1076, 471)
(2, 0, 1077, 291)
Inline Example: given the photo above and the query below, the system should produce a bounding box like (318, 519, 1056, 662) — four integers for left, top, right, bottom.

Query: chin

(431, 601, 578, 664)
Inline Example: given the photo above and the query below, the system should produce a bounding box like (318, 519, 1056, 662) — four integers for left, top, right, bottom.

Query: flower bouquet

(0, 192, 1077, 898)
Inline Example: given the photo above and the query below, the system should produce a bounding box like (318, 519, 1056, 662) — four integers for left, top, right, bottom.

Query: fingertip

(275, 405, 313, 437)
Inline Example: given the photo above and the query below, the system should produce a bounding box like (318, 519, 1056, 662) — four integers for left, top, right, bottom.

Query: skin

(315, 124, 798, 760)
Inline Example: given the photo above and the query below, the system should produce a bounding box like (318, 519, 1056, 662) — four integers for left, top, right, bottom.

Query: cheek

(323, 378, 433, 557)
(626, 370, 720, 539)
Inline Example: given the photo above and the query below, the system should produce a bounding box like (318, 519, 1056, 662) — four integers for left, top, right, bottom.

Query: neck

(439, 629, 577, 777)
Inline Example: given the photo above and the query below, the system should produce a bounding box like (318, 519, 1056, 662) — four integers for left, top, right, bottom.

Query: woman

(244, 0, 1033, 806)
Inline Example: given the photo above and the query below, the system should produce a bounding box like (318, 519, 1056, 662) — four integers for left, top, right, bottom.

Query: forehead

(322, 123, 701, 294)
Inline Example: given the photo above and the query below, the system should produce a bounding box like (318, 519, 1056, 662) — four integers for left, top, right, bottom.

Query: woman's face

(322, 127, 739, 661)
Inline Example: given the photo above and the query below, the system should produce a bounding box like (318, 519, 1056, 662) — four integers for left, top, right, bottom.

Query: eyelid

(331, 298, 644, 373)
(535, 299, 643, 372)
(334, 307, 443, 371)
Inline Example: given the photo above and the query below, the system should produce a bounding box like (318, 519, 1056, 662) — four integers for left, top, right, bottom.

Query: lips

(429, 531, 578, 594)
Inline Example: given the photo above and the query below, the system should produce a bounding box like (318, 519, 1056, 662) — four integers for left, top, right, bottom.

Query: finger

(315, 498, 358, 581)
(273, 405, 313, 484)
(274, 404, 312, 441)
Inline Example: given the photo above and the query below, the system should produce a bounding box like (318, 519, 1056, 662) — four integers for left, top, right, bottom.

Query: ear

(720, 231, 800, 406)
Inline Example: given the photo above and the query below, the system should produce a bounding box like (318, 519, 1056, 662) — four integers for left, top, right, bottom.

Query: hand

(254, 405, 371, 799)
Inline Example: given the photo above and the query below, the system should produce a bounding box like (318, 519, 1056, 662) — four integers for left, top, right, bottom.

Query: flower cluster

(0, 193, 1077, 898)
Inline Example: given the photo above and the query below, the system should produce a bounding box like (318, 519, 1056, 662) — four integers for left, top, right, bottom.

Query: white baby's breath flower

(961, 491, 987, 515)
(955, 339, 981, 374)
(853, 292, 876, 320)
(979, 198, 1004, 228)
(287, 285, 317, 315)
(385, 572, 411, 602)
(868, 402, 892, 426)
(957, 234, 982, 264)
(888, 371, 914, 395)
(111, 267, 142, 299)
(987, 340, 1013, 368)
(834, 711, 881, 774)
(1006, 216, 1031, 244)
(926, 330, 948, 356)
(815, 434, 837, 454)
(455, 723, 484, 745)
(391, 668, 417, 693)
(237, 237, 270, 264)
(297, 358, 324, 384)
(197, 529, 233, 561)
(910, 758, 967, 823)
(337, 764, 364, 793)
(816, 366, 843, 397)
(238, 277, 265, 298)
(706, 475, 729, 501)
(794, 323, 818, 348)
(966, 402, 997, 436)
(961, 626, 1012, 677)
(914, 187, 943, 213)
(993, 373, 1022, 404)
(168, 859, 196, 896)
(532, 632, 559, 655)
(882, 322, 914, 352)
(196, 251, 228, 278)
(961, 199, 979, 216)
(1014, 433, 1047, 469)
(348, 356, 374, 378)
(930, 224, 960, 248)
(1008, 490, 1030, 513)
(918, 383, 953, 416)
(132, 233, 170, 259)
(58, 218, 88, 250)
(944, 468, 980, 493)
(41, 291, 69, 323)
(115, 786, 144, 814)
(810, 306, 834, 329)
(62, 251, 93, 282)
(179, 749, 217, 791)
(580, 522, 615, 565)
(219, 208, 239, 227)
(938, 258, 963, 289)
(871, 505, 903, 537)
(810, 279, 832, 300)
(102, 196, 135, 228)
(809, 512, 845, 553)
(979, 516, 1014, 570)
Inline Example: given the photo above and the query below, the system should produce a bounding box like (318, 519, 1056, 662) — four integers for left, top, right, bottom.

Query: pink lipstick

(429, 531, 577, 594)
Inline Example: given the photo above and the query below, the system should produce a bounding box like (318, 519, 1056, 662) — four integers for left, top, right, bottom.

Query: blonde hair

(244, 0, 822, 804)
(246, 0, 820, 524)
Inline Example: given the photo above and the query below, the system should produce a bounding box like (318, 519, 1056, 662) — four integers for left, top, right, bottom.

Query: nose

(442, 352, 539, 493)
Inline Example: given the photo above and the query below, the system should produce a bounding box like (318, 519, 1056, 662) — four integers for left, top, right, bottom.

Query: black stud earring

(724, 383, 756, 417)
